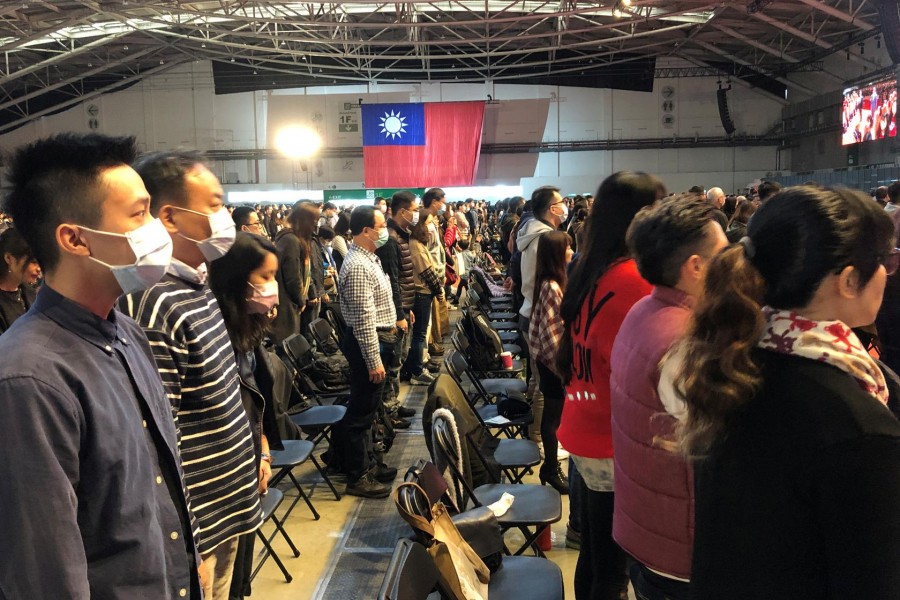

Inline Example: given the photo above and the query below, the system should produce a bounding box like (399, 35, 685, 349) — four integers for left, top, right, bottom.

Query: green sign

(323, 188, 425, 202)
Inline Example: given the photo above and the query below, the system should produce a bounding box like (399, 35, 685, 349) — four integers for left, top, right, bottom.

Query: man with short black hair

(886, 181, 900, 214)
(332, 205, 399, 498)
(610, 194, 728, 600)
(319, 201, 339, 230)
(232, 206, 266, 236)
(516, 184, 566, 449)
(379, 190, 420, 420)
(875, 186, 890, 208)
(757, 180, 782, 203)
(123, 150, 262, 600)
(421, 188, 449, 355)
(0, 134, 201, 599)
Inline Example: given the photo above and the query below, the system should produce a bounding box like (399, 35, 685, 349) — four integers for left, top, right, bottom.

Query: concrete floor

(249, 380, 589, 600)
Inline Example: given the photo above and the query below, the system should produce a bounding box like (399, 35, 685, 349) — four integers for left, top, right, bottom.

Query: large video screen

(842, 76, 897, 145)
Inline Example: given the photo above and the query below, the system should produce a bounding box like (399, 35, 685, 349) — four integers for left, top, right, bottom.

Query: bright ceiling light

(620, 0, 632, 6)
(275, 125, 322, 159)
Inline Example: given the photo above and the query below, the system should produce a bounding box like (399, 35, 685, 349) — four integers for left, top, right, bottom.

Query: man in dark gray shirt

(0, 134, 201, 599)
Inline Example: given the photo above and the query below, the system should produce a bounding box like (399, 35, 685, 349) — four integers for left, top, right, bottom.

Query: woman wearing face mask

(407, 212, 444, 386)
(208, 231, 287, 599)
(0, 228, 41, 335)
(529, 230, 574, 494)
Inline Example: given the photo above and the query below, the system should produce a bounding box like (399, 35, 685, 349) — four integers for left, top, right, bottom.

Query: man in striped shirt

(122, 151, 262, 599)
(332, 205, 400, 498)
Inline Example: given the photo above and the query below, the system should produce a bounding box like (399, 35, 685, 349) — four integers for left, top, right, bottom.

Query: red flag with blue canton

(361, 101, 485, 188)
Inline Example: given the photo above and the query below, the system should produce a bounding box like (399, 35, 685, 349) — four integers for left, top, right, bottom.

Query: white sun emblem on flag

(379, 110, 407, 139)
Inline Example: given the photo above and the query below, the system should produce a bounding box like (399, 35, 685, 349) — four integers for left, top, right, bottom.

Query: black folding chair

(282, 334, 348, 500)
(268, 439, 320, 520)
(250, 488, 300, 583)
(432, 414, 562, 557)
(308, 317, 342, 356)
(451, 330, 525, 380)
(444, 351, 532, 440)
(466, 289, 518, 321)
(378, 539, 440, 600)
(283, 333, 350, 403)
(393, 483, 565, 599)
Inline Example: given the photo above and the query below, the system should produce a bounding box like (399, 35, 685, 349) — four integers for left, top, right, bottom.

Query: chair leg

(272, 514, 301, 558)
(310, 452, 342, 501)
(289, 471, 320, 520)
(253, 529, 293, 583)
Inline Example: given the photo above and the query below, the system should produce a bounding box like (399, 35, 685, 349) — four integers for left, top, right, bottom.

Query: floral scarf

(758, 308, 889, 406)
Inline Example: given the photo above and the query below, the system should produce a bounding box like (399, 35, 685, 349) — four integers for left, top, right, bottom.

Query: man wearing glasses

(232, 206, 267, 237)
(329, 205, 399, 498)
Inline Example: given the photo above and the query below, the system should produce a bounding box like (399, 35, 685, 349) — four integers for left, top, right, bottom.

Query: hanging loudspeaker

(717, 88, 736, 135)
(877, 0, 900, 64)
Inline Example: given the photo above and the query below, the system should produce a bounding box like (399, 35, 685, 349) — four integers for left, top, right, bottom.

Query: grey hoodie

(516, 217, 554, 319)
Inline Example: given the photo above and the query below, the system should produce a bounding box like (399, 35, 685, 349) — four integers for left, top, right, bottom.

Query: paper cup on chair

(500, 351, 513, 369)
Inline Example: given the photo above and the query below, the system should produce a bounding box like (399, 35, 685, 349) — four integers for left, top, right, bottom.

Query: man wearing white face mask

(517, 185, 566, 452)
(0, 134, 202, 599)
(421, 188, 449, 355)
(122, 151, 262, 600)
(331, 205, 400, 498)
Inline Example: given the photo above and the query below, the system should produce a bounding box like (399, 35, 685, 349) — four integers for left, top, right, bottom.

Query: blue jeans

(629, 562, 690, 600)
(401, 292, 433, 378)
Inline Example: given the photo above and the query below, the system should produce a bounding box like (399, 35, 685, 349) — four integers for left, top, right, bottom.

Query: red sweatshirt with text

(557, 259, 652, 459)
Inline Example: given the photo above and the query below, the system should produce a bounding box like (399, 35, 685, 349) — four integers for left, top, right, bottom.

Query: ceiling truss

(0, 0, 887, 130)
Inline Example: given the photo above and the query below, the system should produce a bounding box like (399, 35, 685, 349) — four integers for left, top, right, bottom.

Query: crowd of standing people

(2, 130, 900, 600)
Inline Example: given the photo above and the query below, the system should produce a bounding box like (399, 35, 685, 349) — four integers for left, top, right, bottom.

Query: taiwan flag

(361, 101, 485, 188)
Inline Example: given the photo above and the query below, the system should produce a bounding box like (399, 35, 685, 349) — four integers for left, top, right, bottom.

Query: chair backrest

(404, 459, 457, 512)
(309, 318, 340, 355)
(282, 333, 314, 371)
(432, 413, 480, 508)
(377, 539, 439, 600)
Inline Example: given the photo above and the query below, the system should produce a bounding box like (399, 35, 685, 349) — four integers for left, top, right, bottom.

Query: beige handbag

(394, 482, 490, 600)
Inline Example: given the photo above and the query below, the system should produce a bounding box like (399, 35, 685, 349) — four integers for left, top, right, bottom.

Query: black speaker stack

(877, 0, 900, 64)
(717, 87, 736, 135)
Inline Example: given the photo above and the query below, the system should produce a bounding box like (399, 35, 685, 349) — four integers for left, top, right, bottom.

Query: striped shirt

(122, 265, 262, 555)
(339, 243, 397, 370)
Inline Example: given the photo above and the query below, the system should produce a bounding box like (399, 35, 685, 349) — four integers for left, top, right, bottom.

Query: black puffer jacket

(377, 218, 415, 319)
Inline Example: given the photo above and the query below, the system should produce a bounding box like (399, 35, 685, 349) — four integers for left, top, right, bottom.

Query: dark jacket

(691, 350, 900, 599)
(377, 218, 415, 320)
(309, 236, 326, 299)
(0, 283, 36, 335)
(725, 220, 747, 244)
(235, 345, 302, 456)
(272, 229, 307, 344)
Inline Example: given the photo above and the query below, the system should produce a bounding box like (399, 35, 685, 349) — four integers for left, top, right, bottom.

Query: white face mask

(410, 210, 420, 226)
(247, 280, 279, 314)
(173, 207, 236, 262)
(80, 218, 173, 295)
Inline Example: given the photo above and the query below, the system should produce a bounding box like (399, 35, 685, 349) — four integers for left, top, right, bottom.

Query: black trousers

(574, 478, 629, 600)
(536, 361, 565, 468)
(337, 329, 387, 483)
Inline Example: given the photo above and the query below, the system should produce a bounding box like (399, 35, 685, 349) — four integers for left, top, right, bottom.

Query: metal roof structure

(0, 1, 888, 131)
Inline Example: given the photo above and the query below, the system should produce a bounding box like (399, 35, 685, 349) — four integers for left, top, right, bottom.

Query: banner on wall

(323, 188, 425, 202)
(361, 101, 485, 188)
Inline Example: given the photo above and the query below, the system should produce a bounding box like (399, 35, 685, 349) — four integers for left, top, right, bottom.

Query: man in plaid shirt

(332, 205, 401, 498)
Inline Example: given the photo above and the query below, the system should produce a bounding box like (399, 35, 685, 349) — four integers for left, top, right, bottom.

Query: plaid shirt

(339, 243, 397, 370)
(528, 279, 565, 374)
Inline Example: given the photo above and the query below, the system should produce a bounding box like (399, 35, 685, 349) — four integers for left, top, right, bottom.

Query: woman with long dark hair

(664, 187, 900, 599)
(0, 228, 40, 335)
(556, 171, 665, 600)
(528, 230, 574, 493)
(271, 203, 315, 343)
(208, 232, 286, 599)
